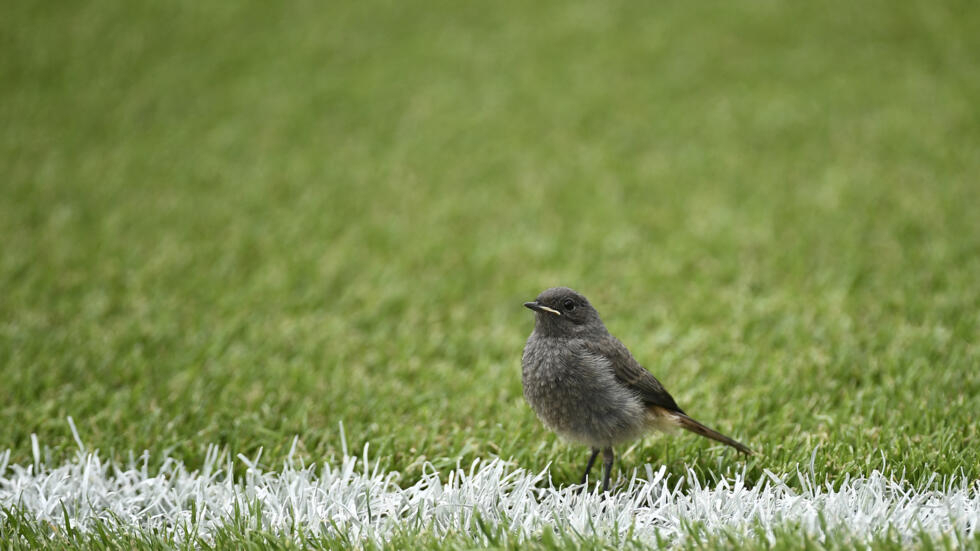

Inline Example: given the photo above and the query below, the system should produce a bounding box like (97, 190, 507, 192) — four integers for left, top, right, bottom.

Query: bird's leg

(580, 448, 600, 485)
(601, 447, 614, 492)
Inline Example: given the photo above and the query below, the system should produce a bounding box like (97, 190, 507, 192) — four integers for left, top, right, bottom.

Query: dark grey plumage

(522, 287, 751, 492)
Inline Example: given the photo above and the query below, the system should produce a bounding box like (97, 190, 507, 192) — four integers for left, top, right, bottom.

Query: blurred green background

(1, 0, 978, 487)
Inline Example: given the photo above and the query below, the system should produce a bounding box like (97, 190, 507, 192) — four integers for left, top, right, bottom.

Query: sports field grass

(2, 0, 979, 547)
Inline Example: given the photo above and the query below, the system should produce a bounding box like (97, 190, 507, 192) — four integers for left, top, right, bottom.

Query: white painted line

(1, 435, 977, 545)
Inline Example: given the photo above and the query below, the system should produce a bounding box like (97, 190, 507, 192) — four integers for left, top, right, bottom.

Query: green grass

(2, 507, 979, 551)
(2, 0, 979, 547)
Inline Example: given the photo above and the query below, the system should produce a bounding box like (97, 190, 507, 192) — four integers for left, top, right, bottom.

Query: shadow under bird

(522, 287, 752, 492)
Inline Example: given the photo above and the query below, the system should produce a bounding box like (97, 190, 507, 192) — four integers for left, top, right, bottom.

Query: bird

(521, 286, 752, 492)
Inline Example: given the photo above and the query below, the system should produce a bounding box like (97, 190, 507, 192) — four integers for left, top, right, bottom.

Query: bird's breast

(521, 335, 647, 447)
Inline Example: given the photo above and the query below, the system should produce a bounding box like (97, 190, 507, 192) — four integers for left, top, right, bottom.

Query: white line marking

(1, 438, 978, 545)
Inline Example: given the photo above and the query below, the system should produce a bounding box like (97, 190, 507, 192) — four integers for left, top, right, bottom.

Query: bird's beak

(524, 301, 561, 316)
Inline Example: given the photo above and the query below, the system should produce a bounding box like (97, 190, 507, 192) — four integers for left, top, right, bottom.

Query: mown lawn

(2, 0, 979, 547)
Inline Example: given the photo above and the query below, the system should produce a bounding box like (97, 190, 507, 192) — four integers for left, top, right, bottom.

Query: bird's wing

(578, 336, 684, 414)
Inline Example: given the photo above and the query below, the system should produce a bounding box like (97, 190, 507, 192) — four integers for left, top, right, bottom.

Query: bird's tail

(672, 412, 753, 455)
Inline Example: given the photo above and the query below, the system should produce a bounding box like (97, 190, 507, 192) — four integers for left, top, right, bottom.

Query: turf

(2, 0, 979, 547)
(1, 513, 977, 551)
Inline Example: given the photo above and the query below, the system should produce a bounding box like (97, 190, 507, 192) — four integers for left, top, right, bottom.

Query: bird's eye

(562, 299, 576, 311)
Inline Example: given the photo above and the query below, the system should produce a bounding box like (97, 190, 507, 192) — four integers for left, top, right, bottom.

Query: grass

(2, 506, 979, 551)
(2, 0, 979, 547)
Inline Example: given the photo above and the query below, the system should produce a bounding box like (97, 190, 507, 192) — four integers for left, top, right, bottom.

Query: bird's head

(524, 287, 606, 337)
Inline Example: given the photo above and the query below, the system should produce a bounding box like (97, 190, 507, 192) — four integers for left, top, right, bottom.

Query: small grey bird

(522, 287, 752, 492)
